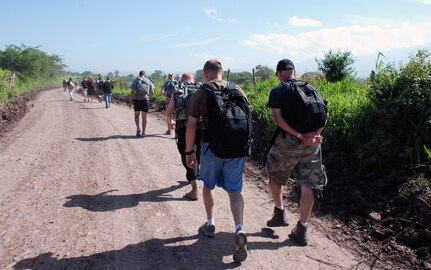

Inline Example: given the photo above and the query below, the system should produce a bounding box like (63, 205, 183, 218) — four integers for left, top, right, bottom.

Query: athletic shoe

(199, 223, 215, 237)
(233, 229, 248, 263)
(136, 129, 141, 137)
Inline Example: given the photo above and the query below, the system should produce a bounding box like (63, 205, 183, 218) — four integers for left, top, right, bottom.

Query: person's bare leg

(228, 192, 244, 226)
(269, 180, 283, 206)
(202, 186, 215, 220)
(134, 111, 140, 130)
(141, 112, 147, 134)
(299, 185, 314, 223)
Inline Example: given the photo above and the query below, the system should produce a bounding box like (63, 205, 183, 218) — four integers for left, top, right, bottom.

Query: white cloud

(288, 16, 322, 27)
(416, 0, 431, 4)
(202, 7, 236, 23)
(242, 22, 431, 60)
(203, 7, 217, 15)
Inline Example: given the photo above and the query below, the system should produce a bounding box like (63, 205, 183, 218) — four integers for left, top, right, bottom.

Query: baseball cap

(276, 59, 295, 74)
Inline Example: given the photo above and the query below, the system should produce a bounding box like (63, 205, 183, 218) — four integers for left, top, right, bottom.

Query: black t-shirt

(267, 80, 301, 132)
(103, 81, 114, 93)
(267, 83, 285, 109)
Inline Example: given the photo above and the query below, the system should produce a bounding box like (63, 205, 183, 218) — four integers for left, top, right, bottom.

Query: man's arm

(272, 108, 299, 137)
(185, 116, 198, 168)
(129, 90, 134, 108)
(272, 108, 321, 146)
(160, 83, 166, 97)
(166, 95, 175, 129)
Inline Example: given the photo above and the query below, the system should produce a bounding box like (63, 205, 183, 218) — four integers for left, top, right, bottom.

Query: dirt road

(0, 88, 363, 269)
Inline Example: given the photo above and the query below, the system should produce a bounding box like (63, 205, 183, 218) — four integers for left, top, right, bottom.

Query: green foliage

(0, 67, 8, 92)
(315, 78, 370, 161)
(360, 50, 431, 174)
(148, 70, 165, 85)
(244, 75, 279, 132)
(228, 71, 253, 85)
(254, 65, 274, 81)
(399, 174, 431, 202)
(316, 49, 355, 82)
(0, 44, 65, 82)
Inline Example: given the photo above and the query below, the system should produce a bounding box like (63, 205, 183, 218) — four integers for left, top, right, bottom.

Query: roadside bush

(359, 50, 431, 175)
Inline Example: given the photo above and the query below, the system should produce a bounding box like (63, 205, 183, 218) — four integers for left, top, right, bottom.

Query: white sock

(207, 219, 215, 226)
(300, 220, 308, 227)
(275, 205, 284, 210)
(235, 224, 244, 232)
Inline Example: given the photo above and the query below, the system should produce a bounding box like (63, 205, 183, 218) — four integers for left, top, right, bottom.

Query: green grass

(0, 76, 62, 102)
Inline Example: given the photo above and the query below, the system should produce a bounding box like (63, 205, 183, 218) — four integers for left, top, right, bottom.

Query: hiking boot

(266, 207, 289, 227)
(136, 129, 141, 137)
(199, 223, 215, 237)
(233, 230, 248, 263)
(183, 180, 199, 200)
(289, 221, 308, 246)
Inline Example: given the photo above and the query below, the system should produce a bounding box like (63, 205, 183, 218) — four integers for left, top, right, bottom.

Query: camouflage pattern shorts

(265, 133, 327, 191)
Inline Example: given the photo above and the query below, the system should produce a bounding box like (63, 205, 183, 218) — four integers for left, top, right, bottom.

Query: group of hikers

(62, 74, 114, 107)
(66, 58, 328, 264)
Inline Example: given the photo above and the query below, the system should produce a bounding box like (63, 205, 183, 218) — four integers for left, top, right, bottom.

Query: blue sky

(2, 0, 431, 77)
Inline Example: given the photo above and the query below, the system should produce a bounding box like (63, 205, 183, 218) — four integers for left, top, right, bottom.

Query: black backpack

(165, 80, 179, 98)
(203, 82, 253, 159)
(281, 80, 328, 133)
(174, 82, 201, 122)
(102, 81, 113, 93)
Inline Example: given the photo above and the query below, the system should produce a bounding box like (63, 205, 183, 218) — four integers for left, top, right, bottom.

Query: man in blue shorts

(129, 70, 155, 136)
(185, 59, 248, 263)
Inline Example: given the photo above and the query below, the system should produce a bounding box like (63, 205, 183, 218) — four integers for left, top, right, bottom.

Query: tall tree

(149, 70, 164, 84)
(254, 65, 273, 80)
(316, 49, 355, 82)
(0, 44, 65, 81)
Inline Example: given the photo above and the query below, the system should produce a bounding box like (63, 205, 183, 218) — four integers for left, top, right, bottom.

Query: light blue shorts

(199, 143, 244, 193)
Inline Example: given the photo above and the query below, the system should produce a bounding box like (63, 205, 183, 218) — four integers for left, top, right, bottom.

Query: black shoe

(136, 129, 141, 137)
(266, 207, 289, 227)
(199, 223, 215, 237)
(289, 221, 308, 246)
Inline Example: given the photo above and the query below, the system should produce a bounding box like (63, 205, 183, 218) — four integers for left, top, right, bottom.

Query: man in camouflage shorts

(265, 59, 327, 246)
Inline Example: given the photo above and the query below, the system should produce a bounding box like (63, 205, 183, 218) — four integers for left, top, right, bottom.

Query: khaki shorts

(265, 133, 327, 190)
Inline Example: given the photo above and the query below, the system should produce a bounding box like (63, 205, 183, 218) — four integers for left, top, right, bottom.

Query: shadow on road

(78, 107, 105, 110)
(75, 134, 173, 141)
(63, 181, 189, 212)
(13, 229, 290, 270)
(75, 135, 142, 141)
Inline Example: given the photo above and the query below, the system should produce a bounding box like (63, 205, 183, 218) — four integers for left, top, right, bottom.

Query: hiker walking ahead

(81, 77, 89, 102)
(66, 77, 75, 101)
(62, 79, 67, 92)
(102, 77, 114, 108)
(86, 76, 96, 103)
(166, 72, 203, 200)
(185, 59, 252, 263)
(129, 70, 155, 137)
(265, 59, 328, 246)
(161, 73, 177, 135)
